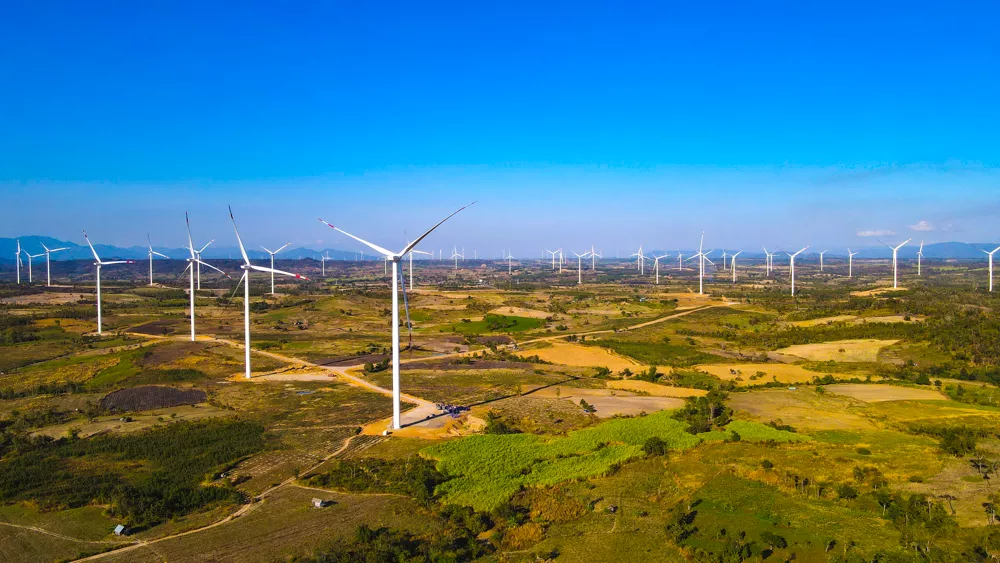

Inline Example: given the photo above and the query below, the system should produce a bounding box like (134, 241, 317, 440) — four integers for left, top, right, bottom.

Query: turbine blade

(229, 206, 252, 264)
(275, 243, 291, 254)
(185, 212, 197, 258)
(198, 240, 215, 253)
(100, 260, 133, 265)
(399, 202, 476, 256)
(194, 259, 231, 278)
(82, 230, 101, 262)
(318, 219, 393, 257)
(248, 264, 309, 280)
(152, 251, 169, 258)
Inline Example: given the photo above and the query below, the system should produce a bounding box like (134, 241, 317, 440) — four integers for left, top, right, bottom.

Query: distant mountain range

(2, 237, 998, 263)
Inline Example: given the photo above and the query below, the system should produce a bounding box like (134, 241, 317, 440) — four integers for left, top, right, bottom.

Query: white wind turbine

(319, 203, 474, 429)
(145, 235, 168, 286)
(40, 243, 68, 287)
(819, 250, 829, 272)
(450, 246, 464, 270)
(193, 239, 215, 290)
(260, 243, 292, 294)
(15, 240, 23, 284)
(82, 231, 134, 334)
(408, 248, 432, 290)
(917, 241, 924, 276)
(589, 245, 601, 270)
(982, 246, 1000, 292)
(847, 248, 859, 278)
(879, 238, 911, 289)
(684, 233, 714, 295)
(572, 251, 589, 284)
(786, 246, 809, 296)
(720, 251, 728, 270)
(730, 250, 742, 282)
(184, 213, 229, 341)
(321, 251, 330, 277)
(26, 252, 44, 283)
(762, 247, 775, 276)
(504, 250, 516, 275)
(230, 208, 308, 378)
(631, 246, 646, 275)
(652, 253, 669, 284)
(676, 252, 684, 271)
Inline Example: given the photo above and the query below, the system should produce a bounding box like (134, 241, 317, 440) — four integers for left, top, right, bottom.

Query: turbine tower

(730, 250, 742, 283)
(572, 251, 589, 284)
(319, 202, 474, 429)
(185, 213, 228, 342)
(917, 241, 924, 276)
(762, 247, 775, 276)
(504, 250, 516, 275)
(982, 246, 1000, 292)
(15, 240, 22, 284)
(545, 249, 559, 270)
(819, 250, 828, 272)
(880, 238, 911, 289)
(321, 251, 330, 277)
(261, 243, 292, 294)
(847, 248, 859, 278)
(684, 233, 714, 295)
(230, 208, 308, 378)
(26, 252, 44, 283)
(652, 253, 669, 284)
(40, 243, 68, 287)
(450, 246, 464, 270)
(589, 245, 601, 270)
(194, 240, 215, 290)
(83, 231, 134, 334)
(631, 246, 645, 275)
(787, 246, 809, 296)
(146, 235, 168, 286)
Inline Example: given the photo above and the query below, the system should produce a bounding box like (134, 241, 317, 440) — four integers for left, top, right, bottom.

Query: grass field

(527, 340, 641, 371)
(694, 362, 838, 386)
(605, 379, 708, 397)
(824, 383, 946, 402)
(777, 339, 900, 362)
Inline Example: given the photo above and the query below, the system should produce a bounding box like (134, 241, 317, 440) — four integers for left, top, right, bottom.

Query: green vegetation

(586, 338, 717, 367)
(446, 314, 544, 334)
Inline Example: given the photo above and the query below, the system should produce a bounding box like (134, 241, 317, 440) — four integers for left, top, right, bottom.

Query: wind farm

(3, 2, 1000, 561)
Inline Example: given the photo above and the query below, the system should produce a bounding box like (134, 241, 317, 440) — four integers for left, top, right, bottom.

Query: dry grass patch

(825, 384, 946, 403)
(531, 386, 684, 417)
(488, 306, 551, 319)
(606, 380, 707, 397)
(787, 315, 856, 327)
(850, 287, 908, 297)
(729, 389, 876, 431)
(694, 363, 827, 386)
(777, 339, 899, 362)
(527, 341, 640, 371)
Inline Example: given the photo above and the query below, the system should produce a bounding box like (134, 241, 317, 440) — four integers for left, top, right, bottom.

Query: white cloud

(857, 229, 896, 237)
(909, 220, 934, 232)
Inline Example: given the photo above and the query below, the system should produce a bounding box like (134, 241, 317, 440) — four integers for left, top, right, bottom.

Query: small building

(113, 524, 129, 536)
(312, 498, 331, 508)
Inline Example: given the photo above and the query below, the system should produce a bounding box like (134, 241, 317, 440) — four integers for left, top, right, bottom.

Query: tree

(643, 437, 667, 456)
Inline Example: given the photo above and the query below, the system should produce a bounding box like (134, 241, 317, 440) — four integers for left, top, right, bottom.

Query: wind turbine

(762, 247, 775, 276)
(319, 202, 474, 429)
(982, 246, 1000, 292)
(546, 249, 560, 270)
(684, 233, 714, 295)
(26, 252, 44, 283)
(720, 251, 728, 270)
(847, 248, 859, 278)
(589, 245, 601, 270)
(572, 251, 589, 284)
(408, 248, 432, 290)
(229, 208, 307, 378)
(504, 250, 516, 275)
(676, 252, 684, 272)
(631, 246, 646, 275)
(260, 243, 292, 294)
(652, 253, 669, 284)
(194, 240, 215, 290)
(730, 250, 742, 283)
(82, 231, 134, 334)
(819, 250, 829, 272)
(786, 246, 809, 296)
(15, 240, 22, 284)
(450, 246, 464, 270)
(879, 238, 911, 289)
(917, 241, 924, 276)
(321, 251, 330, 277)
(185, 213, 229, 342)
(145, 235, 168, 286)
(40, 243, 68, 287)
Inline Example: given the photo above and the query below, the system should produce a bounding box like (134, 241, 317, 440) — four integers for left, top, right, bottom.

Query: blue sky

(2, 1, 998, 254)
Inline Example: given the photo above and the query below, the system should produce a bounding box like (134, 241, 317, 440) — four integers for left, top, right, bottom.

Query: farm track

(69, 302, 722, 561)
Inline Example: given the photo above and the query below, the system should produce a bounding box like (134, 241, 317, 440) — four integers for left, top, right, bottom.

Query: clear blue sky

(2, 1, 998, 254)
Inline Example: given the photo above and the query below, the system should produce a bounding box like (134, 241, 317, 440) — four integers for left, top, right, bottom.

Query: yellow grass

(850, 287, 908, 297)
(531, 386, 685, 417)
(787, 315, 922, 327)
(528, 341, 641, 371)
(824, 384, 946, 403)
(606, 380, 707, 397)
(729, 389, 876, 430)
(489, 306, 551, 319)
(777, 339, 898, 362)
(787, 315, 856, 327)
(694, 363, 828, 386)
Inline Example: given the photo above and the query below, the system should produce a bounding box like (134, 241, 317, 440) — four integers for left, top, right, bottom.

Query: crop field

(825, 383, 947, 402)
(694, 362, 841, 386)
(525, 340, 642, 371)
(776, 338, 901, 362)
(605, 379, 708, 397)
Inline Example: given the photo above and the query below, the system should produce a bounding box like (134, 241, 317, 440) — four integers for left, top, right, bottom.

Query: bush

(642, 437, 667, 456)
(836, 484, 859, 500)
